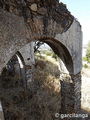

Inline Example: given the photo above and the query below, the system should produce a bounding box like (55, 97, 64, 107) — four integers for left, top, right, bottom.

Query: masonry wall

(19, 42, 35, 66)
(60, 73, 81, 114)
(55, 19, 82, 75)
(0, 0, 74, 74)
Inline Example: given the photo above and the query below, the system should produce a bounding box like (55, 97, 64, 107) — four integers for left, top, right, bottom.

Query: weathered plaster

(55, 19, 82, 75)
(0, 11, 29, 73)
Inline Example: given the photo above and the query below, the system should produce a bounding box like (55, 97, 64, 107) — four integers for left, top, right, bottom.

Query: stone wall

(61, 73, 81, 115)
(0, 11, 28, 74)
(55, 19, 82, 75)
(0, 0, 82, 75)
(0, 0, 73, 31)
(19, 42, 35, 66)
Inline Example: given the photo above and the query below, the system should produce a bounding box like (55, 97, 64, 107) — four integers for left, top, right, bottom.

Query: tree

(34, 41, 44, 53)
(86, 41, 90, 63)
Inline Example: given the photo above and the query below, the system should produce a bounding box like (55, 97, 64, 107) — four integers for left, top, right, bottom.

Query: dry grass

(2, 53, 90, 119)
(29, 55, 61, 120)
(0, 54, 61, 120)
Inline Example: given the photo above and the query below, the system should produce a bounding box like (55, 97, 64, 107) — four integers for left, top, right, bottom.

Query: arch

(0, 11, 80, 75)
(1, 51, 27, 89)
(16, 51, 25, 68)
(42, 38, 73, 74)
(36, 39, 73, 75)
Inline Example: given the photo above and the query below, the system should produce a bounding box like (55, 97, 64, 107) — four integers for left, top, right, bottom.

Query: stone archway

(0, 51, 27, 120)
(0, 0, 82, 119)
(16, 51, 27, 88)
(0, 11, 82, 75)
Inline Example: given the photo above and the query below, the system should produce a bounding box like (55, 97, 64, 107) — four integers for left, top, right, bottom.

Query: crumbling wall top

(0, 0, 74, 32)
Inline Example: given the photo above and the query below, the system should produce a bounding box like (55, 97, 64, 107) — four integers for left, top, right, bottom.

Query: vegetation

(82, 41, 90, 69)
(83, 64, 88, 68)
(1, 42, 90, 119)
(86, 41, 90, 63)
(0, 53, 61, 120)
(44, 50, 52, 56)
(82, 57, 87, 62)
(34, 41, 44, 53)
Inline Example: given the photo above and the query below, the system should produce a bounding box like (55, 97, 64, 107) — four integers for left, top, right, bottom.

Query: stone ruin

(0, 0, 82, 119)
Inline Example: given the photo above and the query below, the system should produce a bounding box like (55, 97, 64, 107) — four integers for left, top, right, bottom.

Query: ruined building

(0, 0, 82, 119)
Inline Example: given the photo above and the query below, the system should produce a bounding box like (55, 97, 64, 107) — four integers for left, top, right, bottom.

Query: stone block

(38, 7, 47, 15)
(30, 3, 38, 11)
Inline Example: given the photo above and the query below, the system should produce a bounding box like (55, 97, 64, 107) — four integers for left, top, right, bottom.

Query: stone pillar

(60, 72, 81, 118)
(72, 73, 81, 113)
(0, 100, 4, 120)
(20, 66, 27, 89)
(19, 42, 35, 86)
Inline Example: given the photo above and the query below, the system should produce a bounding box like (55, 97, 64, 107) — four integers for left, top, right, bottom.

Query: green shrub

(83, 64, 88, 68)
(45, 50, 52, 56)
(82, 57, 87, 61)
(52, 53, 57, 60)
(86, 41, 90, 63)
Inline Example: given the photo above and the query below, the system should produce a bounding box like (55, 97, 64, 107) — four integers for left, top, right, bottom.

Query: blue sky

(60, 0, 90, 45)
